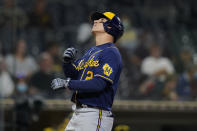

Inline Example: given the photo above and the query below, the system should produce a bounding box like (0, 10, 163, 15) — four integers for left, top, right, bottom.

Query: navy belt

(76, 102, 100, 109)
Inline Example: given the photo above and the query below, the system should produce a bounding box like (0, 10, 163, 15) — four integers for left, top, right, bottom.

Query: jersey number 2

(85, 71, 93, 80)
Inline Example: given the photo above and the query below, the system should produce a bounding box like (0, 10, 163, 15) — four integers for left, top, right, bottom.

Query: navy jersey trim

(96, 109, 102, 131)
(94, 74, 113, 84)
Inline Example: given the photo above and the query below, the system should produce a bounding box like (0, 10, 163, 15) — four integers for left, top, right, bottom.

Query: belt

(76, 102, 100, 109)
(75, 102, 114, 117)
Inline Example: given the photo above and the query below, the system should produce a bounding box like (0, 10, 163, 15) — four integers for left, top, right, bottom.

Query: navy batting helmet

(90, 11, 124, 42)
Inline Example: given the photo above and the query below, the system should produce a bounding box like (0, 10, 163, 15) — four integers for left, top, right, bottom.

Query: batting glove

(51, 78, 71, 90)
(63, 47, 77, 63)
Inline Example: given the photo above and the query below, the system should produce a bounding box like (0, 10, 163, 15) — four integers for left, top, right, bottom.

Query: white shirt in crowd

(0, 71, 14, 97)
(5, 55, 38, 77)
(141, 56, 175, 76)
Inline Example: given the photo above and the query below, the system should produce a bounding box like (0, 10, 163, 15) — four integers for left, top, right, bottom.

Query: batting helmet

(90, 11, 124, 42)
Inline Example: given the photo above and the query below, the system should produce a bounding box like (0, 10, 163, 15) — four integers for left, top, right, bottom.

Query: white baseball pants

(65, 105, 114, 131)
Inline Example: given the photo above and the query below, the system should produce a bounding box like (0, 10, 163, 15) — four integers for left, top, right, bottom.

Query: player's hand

(63, 47, 77, 63)
(51, 78, 71, 90)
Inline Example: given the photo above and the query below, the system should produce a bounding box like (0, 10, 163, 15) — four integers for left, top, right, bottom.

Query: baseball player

(51, 11, 124, 131)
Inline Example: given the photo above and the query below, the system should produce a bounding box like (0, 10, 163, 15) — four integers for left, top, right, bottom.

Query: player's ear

(107, 25, 112, 29)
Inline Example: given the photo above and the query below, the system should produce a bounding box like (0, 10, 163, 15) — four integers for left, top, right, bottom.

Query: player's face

(92, 18, 107, 33)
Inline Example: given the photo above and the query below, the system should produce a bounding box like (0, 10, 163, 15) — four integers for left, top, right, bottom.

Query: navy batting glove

(51, 78, 71, 90)
(63, 47, 77, 63)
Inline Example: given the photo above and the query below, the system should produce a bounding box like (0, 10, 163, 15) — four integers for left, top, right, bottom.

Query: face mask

(16, 83, 28, 93)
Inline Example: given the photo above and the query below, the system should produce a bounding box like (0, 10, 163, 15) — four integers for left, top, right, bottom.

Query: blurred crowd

(0, 0, 197, 101)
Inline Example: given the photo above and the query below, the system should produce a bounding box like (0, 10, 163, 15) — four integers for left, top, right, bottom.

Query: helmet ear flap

(103, 21, 112, 34)
(103, 20, 117, 42)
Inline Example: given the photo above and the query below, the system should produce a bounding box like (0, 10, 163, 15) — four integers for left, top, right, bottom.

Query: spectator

(14, 74, 29, 96)
(76, 22, 94, 56)
(14, 75, 31, 131)
(141, 43, 175, 80)
(117, 45, 143, 99)
(139, 43, 175, 100)
(163, 74, 178, 101)
(132, 30, 151, 63)
(0, 56, 14, 97)
(14, 74, 43, 131)
(119, 15, 138, 51)
(26, 0, 54, 54)
(45, 41, 62, 74)
(29, 52, 55, 97)
(28, 0, 53, 29)
(77, 23, 92, 44)
(0, 0, 28, 54)
(116, 30, 154, 100)
(0, 0, 28, 29)
(176, 64, 197, 100)
(174, 46, 194, 74)
(5, 39, 38, 79)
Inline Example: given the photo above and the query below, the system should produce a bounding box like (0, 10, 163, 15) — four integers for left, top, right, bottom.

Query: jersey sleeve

(62, 59, 80, 79)
(94, 49, 120, 84)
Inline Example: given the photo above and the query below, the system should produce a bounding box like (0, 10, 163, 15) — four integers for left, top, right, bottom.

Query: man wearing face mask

(13, 74, 31, 131)
(14, 74, 43, 131)
(15, 75, 29, 95)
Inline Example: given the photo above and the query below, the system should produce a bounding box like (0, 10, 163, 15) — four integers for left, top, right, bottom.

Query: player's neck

(95, 33, 113, 46)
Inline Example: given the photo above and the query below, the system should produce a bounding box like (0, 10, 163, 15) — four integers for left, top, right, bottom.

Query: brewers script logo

(103, 64, 112, 76)
(76, 56, 99, 71)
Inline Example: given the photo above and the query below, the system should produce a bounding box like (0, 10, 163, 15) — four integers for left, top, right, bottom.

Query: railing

(1, 99, 197, 112)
